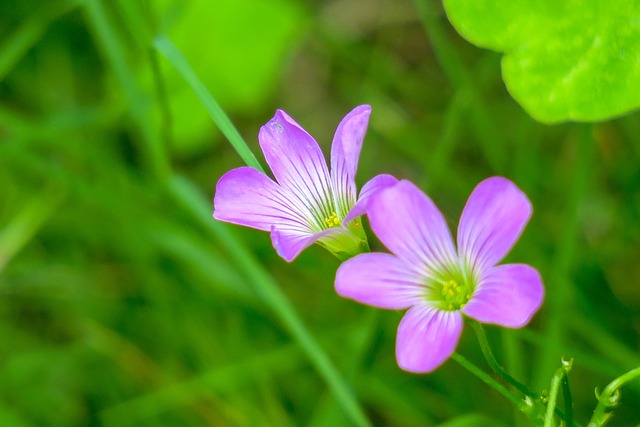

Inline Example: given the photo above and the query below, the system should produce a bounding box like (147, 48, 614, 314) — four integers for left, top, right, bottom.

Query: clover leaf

(443, 0, 640, 123)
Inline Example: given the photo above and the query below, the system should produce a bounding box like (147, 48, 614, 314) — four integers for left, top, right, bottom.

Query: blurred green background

(1, 0, 639, 426)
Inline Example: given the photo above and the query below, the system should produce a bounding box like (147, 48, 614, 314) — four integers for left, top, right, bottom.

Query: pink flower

(335, 177, 544, 373)
(213, 105, 397, 262)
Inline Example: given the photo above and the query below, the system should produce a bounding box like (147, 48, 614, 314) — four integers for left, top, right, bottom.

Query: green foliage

(443, 0, 640, 123)
(1, 0, 640, 426)
(151, 0, 306, 155)
(154, 36, 264, 172)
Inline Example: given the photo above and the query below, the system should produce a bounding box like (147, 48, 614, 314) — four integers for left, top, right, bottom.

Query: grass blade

(0, 189, 64, 272)
(167, 175, 370, 427)
(153, 36, 264, 172)
(83, 0, 170, 180)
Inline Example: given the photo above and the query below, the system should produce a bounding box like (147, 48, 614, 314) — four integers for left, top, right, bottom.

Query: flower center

(439, 278, 472, 311)
(323, 212, 341, 228)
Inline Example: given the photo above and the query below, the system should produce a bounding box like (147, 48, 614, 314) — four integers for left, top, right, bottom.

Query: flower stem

(470, 321, 582, 426)
(589, 367, 640, 427)
(470, 321, 539, 398)
(543, 368, 564, 427)
(451, 352, 529, 412)
(561, 358, 574, 427)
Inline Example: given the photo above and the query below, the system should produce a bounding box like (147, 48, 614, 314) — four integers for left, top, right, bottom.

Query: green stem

(561, 359, 574, 427)
(471, 322, 582, 427)
(470, 322, 539, 399)
(543, 369, 564, 427)
(589, 367, 640, 427)
(451, 353, 530, 414)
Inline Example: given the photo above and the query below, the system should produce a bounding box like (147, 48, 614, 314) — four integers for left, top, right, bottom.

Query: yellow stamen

(439, 279, 472, 311)
(442, 280, 461, 298)
(324, 212, 340, 228)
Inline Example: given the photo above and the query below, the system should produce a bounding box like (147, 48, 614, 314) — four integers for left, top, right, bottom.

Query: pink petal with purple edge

(462, 264, 544, 328)
(335, 253, 424, 310)
(457, 177, 532, 273)
(214, 167, 312, 233)
(396, 305, 463, 373)
(270, 226, 332, 262)
(343, 174, 399, 223)
(368, 180, 457, 273)
(258, 111, 333, 215)
(330, 105, 371, 216)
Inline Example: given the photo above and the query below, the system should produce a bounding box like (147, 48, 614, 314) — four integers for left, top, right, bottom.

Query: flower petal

(259, 110, 333, 227)
(270, 226, 332, 262)
(330, 105, 371, 218)
(335, 252, 424, 309)
(396, 306, 463, 373)
(457, 177, 532, 273)
(368, 180, 457, 273)
(462, 264, 544, 328)
(344, 174, 399, 223)
(214, 167, 312, 233)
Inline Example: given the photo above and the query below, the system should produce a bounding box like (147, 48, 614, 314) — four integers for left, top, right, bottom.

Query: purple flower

(335, 177, 544, 373)
(213, 105, 397, 262)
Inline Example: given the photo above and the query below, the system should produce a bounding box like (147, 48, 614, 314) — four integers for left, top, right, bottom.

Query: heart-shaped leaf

(443, 0, 640, 123)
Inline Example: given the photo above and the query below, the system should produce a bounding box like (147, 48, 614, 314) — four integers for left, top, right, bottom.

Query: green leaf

(154, 0, 306, 155)
(443, 0, 640, 123)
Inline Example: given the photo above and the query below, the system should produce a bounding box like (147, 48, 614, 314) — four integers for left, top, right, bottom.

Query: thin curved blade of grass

(534, 126, 595, 390)
(100, 322, 369, 426)
(0, 189, 65, 272)
(307, 309, 378, 427)
(153, 36, 264, 173)
(101, 348, 306, 426)
(85, 4, 365, 423)
(413, 0, 506, 173)
(168, 176, 371, 427)
(83, 0, 169, 180)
